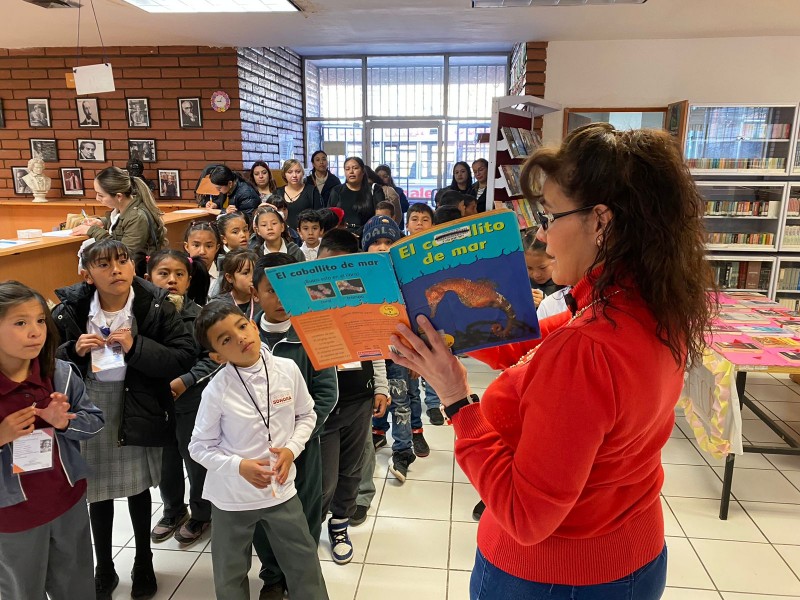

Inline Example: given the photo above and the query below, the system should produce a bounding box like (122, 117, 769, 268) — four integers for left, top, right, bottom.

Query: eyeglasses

(534, 202, 598, 231)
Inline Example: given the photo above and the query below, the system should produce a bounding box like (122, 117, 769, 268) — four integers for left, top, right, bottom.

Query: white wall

(542, 37, 800, 143)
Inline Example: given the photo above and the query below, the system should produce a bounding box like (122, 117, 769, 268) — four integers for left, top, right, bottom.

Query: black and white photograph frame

(12, 167, 32, 195)
(158, 169, 181, 199)
(27, 99, 51, 128)
(76, 98, 100, 128)
(128, 139, 156, 162)
(178, 98, 202, 128)
(30, 139, 58, 162)
(61, 167, 84, 196)
(127, 98, 150, 128)
(77, 139, 105, 162)
(0, 99, 5, 129)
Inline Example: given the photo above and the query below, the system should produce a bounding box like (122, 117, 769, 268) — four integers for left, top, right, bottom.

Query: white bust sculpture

(22, 156, 51, 203)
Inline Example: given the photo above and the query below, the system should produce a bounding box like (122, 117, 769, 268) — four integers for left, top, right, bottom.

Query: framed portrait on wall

(77, 139, 105, 162)
(61, 167, 84, 196)
(127, 98, 150, 128)
(30, 139, 58, 162)
(77, 98, 100, 127)
(178, 98, 202, 128)
(12, 167, 32, 195)
(128, 139, 156, 162)
(27, 99, 51, 128)
(665, 100, 689, 147)
(158, 169, 181, 199)
(0, 99, 5, 129)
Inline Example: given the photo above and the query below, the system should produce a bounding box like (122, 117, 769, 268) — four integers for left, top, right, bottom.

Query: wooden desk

(0, 209, 215, 302)
(0, 200, 200, 238)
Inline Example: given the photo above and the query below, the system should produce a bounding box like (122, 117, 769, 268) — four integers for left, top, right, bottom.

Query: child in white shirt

(189, 302, 328, 600)
(297, 209, 323, 261)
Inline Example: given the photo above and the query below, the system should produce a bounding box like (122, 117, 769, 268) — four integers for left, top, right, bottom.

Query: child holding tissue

(189, 301, 328, 600)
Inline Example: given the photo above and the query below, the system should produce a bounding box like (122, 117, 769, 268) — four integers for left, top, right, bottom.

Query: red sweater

(457, 275, 680, 585)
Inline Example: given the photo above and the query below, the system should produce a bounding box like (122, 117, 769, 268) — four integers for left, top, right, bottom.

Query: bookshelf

(487, 95, 561, 228)
(780, 184, 800, 251)
(774, 258, 800, 310)
(708, 255, 775, 295)
(685, 104, 797, 176)
(699, 182, 785, 252)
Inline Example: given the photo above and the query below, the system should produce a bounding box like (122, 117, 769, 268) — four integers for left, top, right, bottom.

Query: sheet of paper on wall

(73, 63, 115, 95)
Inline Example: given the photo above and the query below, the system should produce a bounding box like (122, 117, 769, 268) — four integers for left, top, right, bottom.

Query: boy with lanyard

(189, 302, 328, 600)
(251, 253, 338, 599)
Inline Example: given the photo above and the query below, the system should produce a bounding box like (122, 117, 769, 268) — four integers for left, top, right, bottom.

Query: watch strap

(442, 394, 480, 420)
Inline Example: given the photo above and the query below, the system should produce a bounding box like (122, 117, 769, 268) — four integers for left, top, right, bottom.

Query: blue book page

(389, 210, 540, 354)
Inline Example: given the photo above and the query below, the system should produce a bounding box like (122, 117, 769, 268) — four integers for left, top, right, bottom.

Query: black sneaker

(372, 431, 387, 450)
(131, 561, 157, 600)
(150, 511, 189, 542)
(174, 518, 211, 547)
(472, 500, 486, 521)
(412, 429, 430, 457)
(427, 407, 445, 426)
(389, 451, 416, 483)
(259, 581, 285, 600)
(94, 568, 119, 600)
(350, 504, 369, 526)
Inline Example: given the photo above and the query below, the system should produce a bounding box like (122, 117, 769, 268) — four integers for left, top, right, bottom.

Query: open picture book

(265, 209, 541, 370)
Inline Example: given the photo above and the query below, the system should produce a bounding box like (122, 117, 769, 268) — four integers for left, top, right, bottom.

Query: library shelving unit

(685, 104, 797, 176)
(698, 182, 786, 252)
(708, 255, 776, 296)
(487, 95, 561, 228)
(774, 257, 800, 310)
(678, 103, 800, 300)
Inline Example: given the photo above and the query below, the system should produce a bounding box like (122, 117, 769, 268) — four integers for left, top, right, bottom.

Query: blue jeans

(470, 545, 667, 600)
(373, 362, 412, 454)
(408, 377, 440, 429)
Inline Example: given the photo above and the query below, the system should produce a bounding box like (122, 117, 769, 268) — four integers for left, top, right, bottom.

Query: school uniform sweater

(457, 273, 681, 585)
(188, 345, 316, 511)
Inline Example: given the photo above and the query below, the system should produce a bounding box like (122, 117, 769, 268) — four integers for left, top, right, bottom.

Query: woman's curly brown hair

(520, 123, 717, 367)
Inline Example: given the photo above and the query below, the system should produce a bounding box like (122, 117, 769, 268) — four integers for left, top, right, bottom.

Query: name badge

(91, 344, 125, 373)
(12, 428, 55, 474)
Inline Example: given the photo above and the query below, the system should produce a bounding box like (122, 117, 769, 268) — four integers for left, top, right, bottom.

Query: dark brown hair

(520, 123, 716, 366)
(218, 248, 258, 295)
(0, 281, 59, 380)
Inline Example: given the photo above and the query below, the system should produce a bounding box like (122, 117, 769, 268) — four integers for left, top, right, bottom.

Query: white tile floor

(97, 359, 800, 599)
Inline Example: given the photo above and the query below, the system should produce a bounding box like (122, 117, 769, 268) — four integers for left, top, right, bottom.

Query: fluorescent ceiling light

(121, 0, 298, 13)
(473, 0, 646, 6)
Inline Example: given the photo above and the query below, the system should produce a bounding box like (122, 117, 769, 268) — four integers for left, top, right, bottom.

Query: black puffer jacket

(52, 277, 195, 447)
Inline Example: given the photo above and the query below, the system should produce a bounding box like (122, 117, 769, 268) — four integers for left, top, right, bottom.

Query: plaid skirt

(80, 375, 162, 504)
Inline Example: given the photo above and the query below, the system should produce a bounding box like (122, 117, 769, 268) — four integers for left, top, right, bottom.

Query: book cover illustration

(390, 210, 540, 355)
(500, 165, 522, 196)
(736, 326, 799, 337)
(713, 341, 762, 353)
(718, 311, 773, 324)
(265, 254, 409, 370)
(747, 336, 800, 349)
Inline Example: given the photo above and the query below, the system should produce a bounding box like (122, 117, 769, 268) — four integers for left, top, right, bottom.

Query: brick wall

(518, 42, 548, 135)
(238, 47, 305, 170)
(0, 45, 243, 201)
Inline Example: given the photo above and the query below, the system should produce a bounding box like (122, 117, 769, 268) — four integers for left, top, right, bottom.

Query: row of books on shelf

(781, 226, 800, 247)
(788, 196, 800, 217)
(777, 267, 800, 291)
(705, 200, 771, 217)
(496, 199, 536, 229)
(739, 123, 792, 140)
(689, 121, 792, 141)
(776, 298, 800, 312)
(706, 232, 774, 245)
(499, 164, 522, 196)
(712, 261, 770, 290)
(687, 157, 786, 170)
(500, 127, 541, 159)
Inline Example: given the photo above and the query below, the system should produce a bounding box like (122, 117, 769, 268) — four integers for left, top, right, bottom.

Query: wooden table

(0, 209, 215, 302)
(0, 200, 200, 238)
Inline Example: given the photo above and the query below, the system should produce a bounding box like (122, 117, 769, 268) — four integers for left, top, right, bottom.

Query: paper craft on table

(42, 229, 75, 237)
(12, 428, 54, 474)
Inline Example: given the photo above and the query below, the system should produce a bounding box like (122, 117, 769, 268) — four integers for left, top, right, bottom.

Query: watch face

(210, 91, 230, 113)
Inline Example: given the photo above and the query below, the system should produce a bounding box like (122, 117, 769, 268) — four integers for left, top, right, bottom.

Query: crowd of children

(0, 155, 567, 600)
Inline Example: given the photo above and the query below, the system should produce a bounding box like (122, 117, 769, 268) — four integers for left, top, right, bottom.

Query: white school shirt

(206, 262, 221, 302)
(86, 287, 135, 382)
(536, 286, 570, 320)
(263, 239, 288, 255)
(189, 344, 316, 511)
(300, 242, 319, 261)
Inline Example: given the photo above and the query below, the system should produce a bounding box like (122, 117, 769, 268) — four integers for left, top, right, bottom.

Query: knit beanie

(361, 215, 403, 251)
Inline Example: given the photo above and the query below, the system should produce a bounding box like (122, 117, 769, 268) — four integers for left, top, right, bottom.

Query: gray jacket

(0, 359, 105, 508)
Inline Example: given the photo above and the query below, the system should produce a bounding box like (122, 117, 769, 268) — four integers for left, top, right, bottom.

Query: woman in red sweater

(390, 123, 714, 599)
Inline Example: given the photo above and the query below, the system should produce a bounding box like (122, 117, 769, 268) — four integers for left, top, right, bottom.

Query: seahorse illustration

(425, 278, 516, 338)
